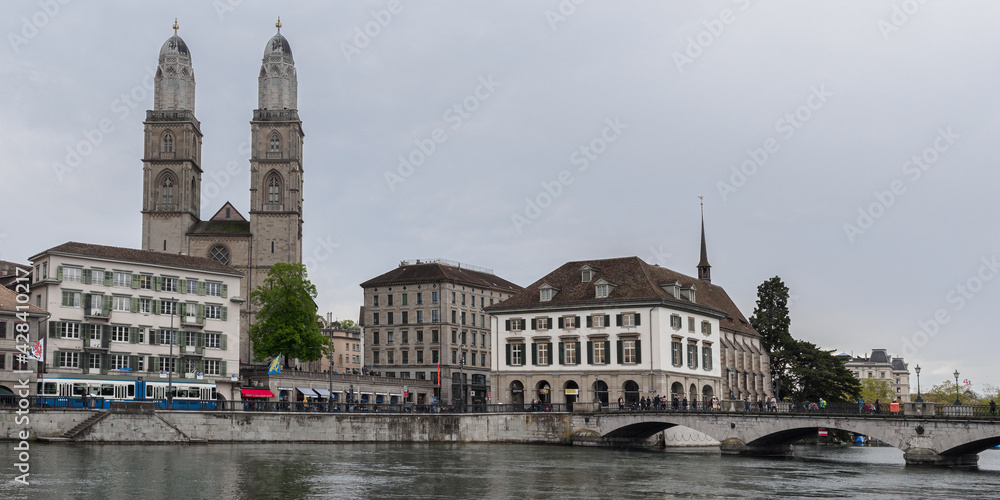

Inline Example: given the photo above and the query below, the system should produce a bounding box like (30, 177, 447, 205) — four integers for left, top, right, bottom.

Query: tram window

(128, 385, 135, 397)
(211, 388, 217, 400)
(40, 382, 57, 395)
(101, 384, 114, 396)
(146, 385, 152, 398)
(72, 384, 86, 396)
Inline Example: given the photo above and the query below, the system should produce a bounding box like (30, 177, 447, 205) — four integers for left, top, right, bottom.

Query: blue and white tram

(36, 376, 218, 410)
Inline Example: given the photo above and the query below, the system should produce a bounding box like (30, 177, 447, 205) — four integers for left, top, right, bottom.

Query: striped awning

(297, 387, 318, 397)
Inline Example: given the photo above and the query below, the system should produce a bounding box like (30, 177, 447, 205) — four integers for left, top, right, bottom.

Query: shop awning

(241, 389, 274, 398)
(297, 387, 318, 397)
(313, 388, 331, 397)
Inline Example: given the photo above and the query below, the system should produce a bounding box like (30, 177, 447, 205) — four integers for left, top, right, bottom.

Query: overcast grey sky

(3, 1, 997, 392)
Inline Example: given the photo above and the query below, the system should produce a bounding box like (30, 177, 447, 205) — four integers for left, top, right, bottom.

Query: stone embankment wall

(1, 410, 574, 444)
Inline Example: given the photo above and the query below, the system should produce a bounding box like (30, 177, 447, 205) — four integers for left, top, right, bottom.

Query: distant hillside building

(360, 260, 522, 406)
(845, 349, 910, 402)
(486, 216, 770, 407)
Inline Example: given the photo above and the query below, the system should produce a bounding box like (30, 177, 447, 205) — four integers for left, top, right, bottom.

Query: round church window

(210, 245, 229, 266)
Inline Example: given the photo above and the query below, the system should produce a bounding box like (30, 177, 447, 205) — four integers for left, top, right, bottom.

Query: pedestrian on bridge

(858, 397, 864, 414)
(744, 396, 751, 412)
(990, 399, 996, 416)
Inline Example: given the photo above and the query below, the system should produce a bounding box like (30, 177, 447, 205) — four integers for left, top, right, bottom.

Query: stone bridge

(570, 410, 1000, 467)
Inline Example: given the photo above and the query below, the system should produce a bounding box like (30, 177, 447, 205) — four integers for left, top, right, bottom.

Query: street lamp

(954, 370, 961, 405)
(328, 332, 334, 413)
(914, 365, 922, 403)
(458, 344, 466, 413)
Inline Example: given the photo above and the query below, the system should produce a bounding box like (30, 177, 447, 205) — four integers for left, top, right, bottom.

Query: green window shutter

(604, 314, 610, 326)
(198, 359, 205, 373)
(61, 291, 69, 307)
(504, 320, 510, 331)
(129, 355, 138, 371)
(616, 341, 623, 364)
(616, 314, 622, 327)
(129, 327, 138, 343)
(222, 284, 228, 298)
(558, 342, 565, 365)
(586, 316, 592, 328)
(586, 341, 593, 364)
(179, 303, 186, 318)
(220, 334, 227, 350)
(220, 307, 227, 321)
(131, 274, 140, 289)
(178, 279, 187, 294)
(56, 266, 63, 281)
(197, 304, 206, 322)
(100, 354, 108, 375)
(151, 330, 159, 345)
(530, 318, 536, 330)
(197, 332, 205, 348)
(220, 360, 227, 376)
(198, 281, 206, 296)
(131, 298, 139, 313)
(531, 343, 537, 365)
(154, 276, 161, 291)
(49, 321, 61, 338)
(104, 271, 112, 286)
(102, 297, 112, 316)
(153, 300, 160, 315)
(635, 340, 642, 364)
(505, 344, 511, 366)
(54, 350, 61, 366)
(82, 269, 91, 284)
(634, 313, 641, 326)
(557, 317, 564, 329)
(604, 341, 611, 362)
(151, 356, 160, 372)
(575, 342, 581, 364)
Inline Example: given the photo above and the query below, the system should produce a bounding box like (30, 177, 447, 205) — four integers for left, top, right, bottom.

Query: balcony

(262, 203, 285, 212)
(159, 152, 175, 160)
(85, 309, 110, 321)
(181, 316, 203, 328)
(253, 109, 299, 122)
(146, 110, 199, 124)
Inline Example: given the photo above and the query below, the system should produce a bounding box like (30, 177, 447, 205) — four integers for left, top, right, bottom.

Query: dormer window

(596, 284, 608, 298)
(581, 266, 594, 283)
(539, 283, 558, 302)
(660, 281, 681, 299)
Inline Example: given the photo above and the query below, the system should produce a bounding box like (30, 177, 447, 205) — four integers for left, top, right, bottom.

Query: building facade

(28, 242, 243, 400)
(139, 20, 305, 364)
(487, 219, 769, 407)
(360, 260, 521, 405)
(0, 274, 49, 397)
(298, 316, 363, 374)
(845, 349, 911, 402)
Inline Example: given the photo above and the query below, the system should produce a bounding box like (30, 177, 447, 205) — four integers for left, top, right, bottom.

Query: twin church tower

(140, 20, 304, 363)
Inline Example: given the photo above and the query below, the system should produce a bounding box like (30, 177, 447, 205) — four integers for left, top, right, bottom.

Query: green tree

(249, 263, 326, 366)
(859, 378, 896, 403)
(786, 340, 861, 402)
(750, 276, 794, 398)
(330, 319, 358, 330)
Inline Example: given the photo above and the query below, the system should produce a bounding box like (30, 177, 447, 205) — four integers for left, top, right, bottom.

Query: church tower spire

(697, 196, 711, 283)
(141, 20, 203, 253)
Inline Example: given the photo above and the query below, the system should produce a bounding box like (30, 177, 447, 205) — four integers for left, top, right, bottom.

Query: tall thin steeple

(697, 196, 711, 283)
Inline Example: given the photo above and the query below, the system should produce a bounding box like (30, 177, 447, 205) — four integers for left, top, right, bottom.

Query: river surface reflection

(3, 443, 999, 499)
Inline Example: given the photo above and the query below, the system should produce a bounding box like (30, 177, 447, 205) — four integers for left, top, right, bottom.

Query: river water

(3, 443, 999, 499)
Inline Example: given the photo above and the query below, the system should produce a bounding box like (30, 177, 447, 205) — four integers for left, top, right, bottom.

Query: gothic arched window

(209, 245, 230, 266)
(267, 175, 281, 204)
(163, 133, 174, 153)
(269, 133, 281, 153)
(162, 177, 174, 205)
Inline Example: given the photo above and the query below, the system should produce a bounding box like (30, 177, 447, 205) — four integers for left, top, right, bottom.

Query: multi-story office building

(845, 349, 911, 402)
(29, 242, 244, 400)
(360, 260, 521, 405)
(297, 315, 363, 374)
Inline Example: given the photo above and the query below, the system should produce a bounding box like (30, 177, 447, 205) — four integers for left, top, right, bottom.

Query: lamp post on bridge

(914, 365, 922, 403)
(954, 370, 961, 405)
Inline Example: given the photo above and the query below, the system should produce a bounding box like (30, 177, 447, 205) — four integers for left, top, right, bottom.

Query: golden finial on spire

(173, 18, 179, 36)
(276, 16, 281, 33)
(698, 195, 704, 207)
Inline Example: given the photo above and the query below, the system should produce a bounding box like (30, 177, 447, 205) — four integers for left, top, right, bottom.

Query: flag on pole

(268, 354, 282, 374)
(27, 339, 44, 362)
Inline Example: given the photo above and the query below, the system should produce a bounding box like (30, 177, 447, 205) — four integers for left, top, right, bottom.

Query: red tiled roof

(31, 241, 241, 276)
(360, 262, 521, 292)
(486, 256, 758, 337)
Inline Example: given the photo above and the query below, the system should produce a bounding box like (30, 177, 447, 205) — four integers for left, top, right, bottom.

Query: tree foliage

(860, 378, 896, 403)
(750, 276, 860, 402)
(750, 276, 794, 397)
(248, 263, 326, 365)
(329, 319, 358, 330)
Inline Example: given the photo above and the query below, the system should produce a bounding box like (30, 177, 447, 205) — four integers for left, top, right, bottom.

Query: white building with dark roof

(845, 348, 911, 402)
(487, 216, 770, 407)
(29, 241, 244, 401)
